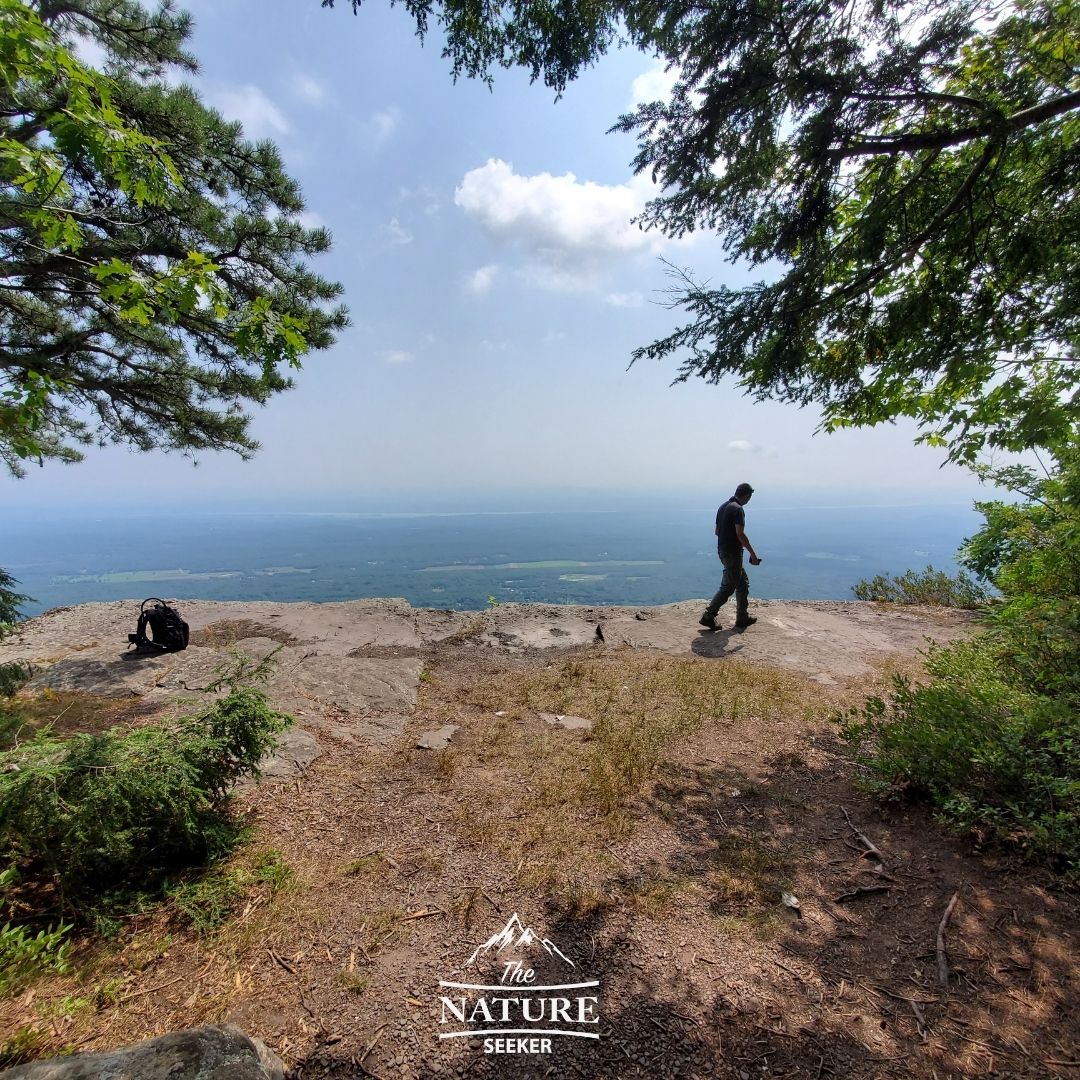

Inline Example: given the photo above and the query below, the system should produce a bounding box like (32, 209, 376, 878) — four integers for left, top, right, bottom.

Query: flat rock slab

(416, 725, 459, 750)
(0, 1024, 283, 1079)
(540, 712, 594, 732)
(5, 599, 974, 709)
(2, 598, 434, 665)
(679, 599, 971, 677)
(22, 646, 199, 698)
(267, 654, 423, 727)
(236, 729, 322, 792)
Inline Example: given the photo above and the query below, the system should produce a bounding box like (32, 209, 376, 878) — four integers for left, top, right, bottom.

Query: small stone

(539, 712, 593, 732)
(416, 725, 459, 750)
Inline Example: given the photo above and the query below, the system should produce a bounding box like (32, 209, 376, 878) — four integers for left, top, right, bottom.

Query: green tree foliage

(1, 0, 347, 475)
(0, 569, 29, 638)
(961, 448, 1080, 699)
(840, 440, 1080, 873)
(327, 0, 1079, 461)
(852, 565, 991, 608)
(0, 684, 291, 910)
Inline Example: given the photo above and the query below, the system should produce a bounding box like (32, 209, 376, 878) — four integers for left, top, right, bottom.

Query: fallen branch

(841, 806, 885, 865)
(360, 1024, 389, 1064)
(834, 884, 890, 902)
(115, 975, 184, 1004)
(936, 892, 960, 987)
(402, 908, 445, 921)
(268, 948, 298, 976)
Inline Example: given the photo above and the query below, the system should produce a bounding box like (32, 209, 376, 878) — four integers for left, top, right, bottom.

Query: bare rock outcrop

(0, 1024, 283, 1079)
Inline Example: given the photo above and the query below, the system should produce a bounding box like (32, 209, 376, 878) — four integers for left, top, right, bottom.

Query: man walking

(700, 482, 761, 631)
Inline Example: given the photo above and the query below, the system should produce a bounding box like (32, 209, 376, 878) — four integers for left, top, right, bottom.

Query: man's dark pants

(704, 549, 749, 622)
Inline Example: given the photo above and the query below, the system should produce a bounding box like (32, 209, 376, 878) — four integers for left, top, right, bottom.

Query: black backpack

(128, 598, 190, 653)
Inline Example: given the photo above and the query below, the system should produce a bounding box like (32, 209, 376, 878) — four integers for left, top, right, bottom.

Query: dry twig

(937, 892, 960, 987)
(834, 884, 890, 902)
(360, 1024, 389, 1063)
(841, 805, 885, 865)
(113, 975, 184, 1004)
(268, 948, 297, 975)
(402, 907, 445, 921)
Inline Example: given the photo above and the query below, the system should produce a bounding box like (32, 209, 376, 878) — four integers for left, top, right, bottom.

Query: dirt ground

(2, 601, 1078, 1079)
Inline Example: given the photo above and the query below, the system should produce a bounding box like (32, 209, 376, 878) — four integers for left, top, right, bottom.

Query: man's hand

(749, 555, 762, 566)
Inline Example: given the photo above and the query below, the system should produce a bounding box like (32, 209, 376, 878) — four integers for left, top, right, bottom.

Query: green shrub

(0, 686, 291, 912)
(0, 1026, 48, 1069)
(168, 869, 246, 935)
(0, 921, 72, 997)
(0, 570, 29, 641)
(168, 849, 295, 935)
(0, 867, 71, 996)
(852, 565, 991, 608)
(0, 661, 35, 698)
(250, 848, 295, 892)
(839, 637, 1080, 874)
(843, 442, 1080, 876)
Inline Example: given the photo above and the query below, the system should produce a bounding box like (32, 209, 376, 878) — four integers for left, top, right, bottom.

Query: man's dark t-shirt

(716, 497, 745, 556)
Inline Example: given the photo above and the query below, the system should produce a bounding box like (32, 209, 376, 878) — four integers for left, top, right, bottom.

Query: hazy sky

(2, 0, 989, 511)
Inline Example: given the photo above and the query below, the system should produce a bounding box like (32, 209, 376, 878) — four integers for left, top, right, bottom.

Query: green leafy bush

(168, 848, 295, 934)
(0, 920, 71, 997)
(852, 565, 991, 608)
(0, 661, 35, 698)
(843, 441, 1080, 875)
(0, 868, 71, 996)
(0, 1026, 49, 1069)
(0, 570, 29, 641)
(839, 639, 1080, 873)
(0, 686, 291, 912)
(168, 870, 246, 935)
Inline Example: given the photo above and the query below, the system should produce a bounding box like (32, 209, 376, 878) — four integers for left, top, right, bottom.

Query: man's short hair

(735, 482, 755, 498)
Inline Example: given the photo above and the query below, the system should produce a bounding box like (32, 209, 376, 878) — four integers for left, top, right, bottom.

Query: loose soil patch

(2, 642, 1078, 1080)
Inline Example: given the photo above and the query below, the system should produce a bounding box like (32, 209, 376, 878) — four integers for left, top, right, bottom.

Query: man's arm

(735, 524, 761, 563)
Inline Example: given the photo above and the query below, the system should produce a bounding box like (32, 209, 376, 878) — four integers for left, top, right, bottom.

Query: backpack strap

(128, 598, 167, 651)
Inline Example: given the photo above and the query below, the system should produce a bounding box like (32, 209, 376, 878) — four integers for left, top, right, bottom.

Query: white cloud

(630, 62, 680, 108)
(367, 107, 401, 145)
(543, 330, 566, 344)
(467, 264, 499, 295)
(385, 217, 413, 245)
(291, 73, 326, 104)
(398, 185, 440, 216)
(382, 350, 413, 365)
(208, 84, 290, 139)
(456, 159, 657, 257)
(604, 291, 644, 308)
(728, 439, 764, 453)
(455, 159, 677, 291)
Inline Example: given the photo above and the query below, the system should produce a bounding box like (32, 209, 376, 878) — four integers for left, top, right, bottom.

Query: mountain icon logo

(465, 913, 575, 970)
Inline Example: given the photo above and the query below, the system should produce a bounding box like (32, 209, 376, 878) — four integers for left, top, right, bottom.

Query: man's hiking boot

(734, 615, 757, 628)
(699, 615, 721, 631)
